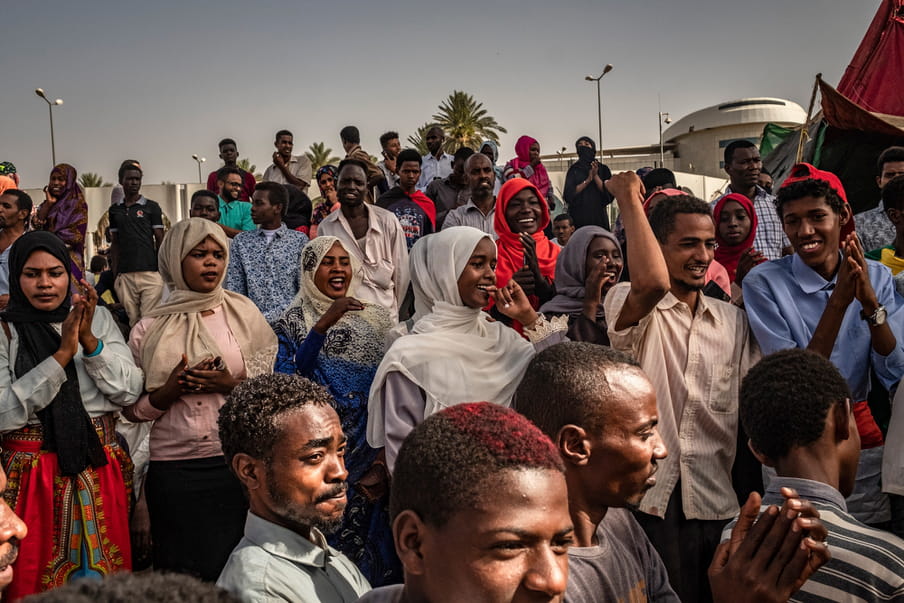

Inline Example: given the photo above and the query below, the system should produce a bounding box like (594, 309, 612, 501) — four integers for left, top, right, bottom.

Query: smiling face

(505, 188, 544, 235)
(20, 249, 69, 311)
(781, 195, 846, 280)
(336, 165, 367, 208)
(181, 236, 226, 293)
(457, 238, 497, 309)
(276, 134, 294, 158)
(257, 405, 349, 535)
(314, 242, 353, 299)
(220, 173, 243, 202)
(717, 200, 752, 246)
(47, 170, 67, 199)
(416, 468, 572, 603)
(583, 369, 666, 509)
(585, 236, 623, 294)
(660, 212, 715, 295)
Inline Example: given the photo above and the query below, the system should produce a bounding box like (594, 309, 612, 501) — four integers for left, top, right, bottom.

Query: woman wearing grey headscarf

(539, 225, 623, 345)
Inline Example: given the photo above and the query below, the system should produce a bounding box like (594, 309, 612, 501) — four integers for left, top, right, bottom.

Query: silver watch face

(875, 306, 888, 326)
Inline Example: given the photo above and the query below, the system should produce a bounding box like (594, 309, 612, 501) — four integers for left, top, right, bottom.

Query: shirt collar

(117, 195, 147, 206)
(465, 198, 495, 214)
(337, 205, 382, 235)
(791, 252, 840, 294)
(764, 477, 847, 512)
(243, 512, 334, 568)
(656, 289, 722, 324)
(256, 223, 287, 237)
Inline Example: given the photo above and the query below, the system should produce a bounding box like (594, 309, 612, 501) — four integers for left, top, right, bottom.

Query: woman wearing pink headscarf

(503, 135, 551, 200)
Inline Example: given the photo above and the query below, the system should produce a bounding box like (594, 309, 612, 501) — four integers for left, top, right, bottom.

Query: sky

(0, 0, 877, 189)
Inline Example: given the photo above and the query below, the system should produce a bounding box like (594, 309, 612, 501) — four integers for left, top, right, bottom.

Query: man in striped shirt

(734, 348, 904, 602)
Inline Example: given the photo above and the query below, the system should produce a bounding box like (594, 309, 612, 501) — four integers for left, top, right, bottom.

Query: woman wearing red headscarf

(713, 193, 767, 285)
(503, 136, 551, 199)
(494, 178, 560, 326)
(34, 164, 88, 286)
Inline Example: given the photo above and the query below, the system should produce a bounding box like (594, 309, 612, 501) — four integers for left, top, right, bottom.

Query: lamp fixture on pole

(35, 88, 63, 167)
(585, 64, 614, 162)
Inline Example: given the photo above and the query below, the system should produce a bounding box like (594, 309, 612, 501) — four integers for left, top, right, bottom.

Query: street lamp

(191, 154, 206, 184)
(34, 88, 63, 167)
(658, 112, 672, 166)
(585, 64, 614, 161)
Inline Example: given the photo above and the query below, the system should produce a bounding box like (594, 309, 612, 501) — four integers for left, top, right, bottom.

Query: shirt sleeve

(293, 329, 326, 377)
(80, 307, 145, 406)
(389, 218, 411, 312)
(124, 317, 165, 422)
(382, 372, 426, 473)
(296, 156, 312, 187)
(107, 206, 120, 233)
(603, 282, 652, 354)
(0, 328, 67, 432)
(740, 268, 799, 355)
(225, 239, 247, 296)
(149, 202, 164, 229)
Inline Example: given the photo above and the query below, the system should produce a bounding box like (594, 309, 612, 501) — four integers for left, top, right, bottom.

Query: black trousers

(634, 483, 728, 603)
(145, 456, 248, 581)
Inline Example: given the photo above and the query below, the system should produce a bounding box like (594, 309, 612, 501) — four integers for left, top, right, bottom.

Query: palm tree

(305, 142, 341, 172)
(406, 123, 432, 155)
(432, 91, 507, 154)
(78, 172, 110, 188)
(236, 158, 262, 181)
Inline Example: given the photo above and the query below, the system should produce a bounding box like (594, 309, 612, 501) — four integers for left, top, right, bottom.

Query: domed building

(663, 98, 807, 178)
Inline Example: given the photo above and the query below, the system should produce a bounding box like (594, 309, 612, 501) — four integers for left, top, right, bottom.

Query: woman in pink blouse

(124, 218, 276, 581)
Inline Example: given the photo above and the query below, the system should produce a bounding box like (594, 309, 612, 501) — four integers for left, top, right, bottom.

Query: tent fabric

(759, 123, 797, 158)
(837, 0, 904, 117)
(819, 77, 904, 137)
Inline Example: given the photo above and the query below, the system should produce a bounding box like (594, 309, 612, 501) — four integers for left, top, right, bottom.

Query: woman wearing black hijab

(0, 231, 143, 599)
(564, 136, 614, 229)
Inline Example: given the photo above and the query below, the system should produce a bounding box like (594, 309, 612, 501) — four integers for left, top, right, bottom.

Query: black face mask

(577, 146, 596, 162)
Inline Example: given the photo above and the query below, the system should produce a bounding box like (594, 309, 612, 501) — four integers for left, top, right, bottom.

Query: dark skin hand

(313, 297, 365, 335)
(582, 259, 610, 321)
(511, 233, 554, 299)
(735, 248, 767, 286)
(488, 280, 541, 327)
(709, 488, 831, 603)
(180, 356, 241, 395)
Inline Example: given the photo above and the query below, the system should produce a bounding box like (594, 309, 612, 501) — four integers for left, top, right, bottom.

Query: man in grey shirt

(514, 342, 830, 603)
(443, 153, 496, 237)
(217, 374, 370, 602)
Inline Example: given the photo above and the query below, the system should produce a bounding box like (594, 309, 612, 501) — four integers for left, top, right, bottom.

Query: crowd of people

(0, 128, 903, 602)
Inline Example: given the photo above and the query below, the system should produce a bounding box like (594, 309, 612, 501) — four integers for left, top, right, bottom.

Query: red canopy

(837, 0, 904, 116)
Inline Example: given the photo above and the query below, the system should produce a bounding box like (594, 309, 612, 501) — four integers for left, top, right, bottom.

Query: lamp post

(658, 112, 672, 166)
(191, 154, 206, 184)
(34, 88, 63, 167)
(585, 64, 613, 161)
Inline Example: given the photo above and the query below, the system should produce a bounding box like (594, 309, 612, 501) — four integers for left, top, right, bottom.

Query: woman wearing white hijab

(367, 226, 567, 471)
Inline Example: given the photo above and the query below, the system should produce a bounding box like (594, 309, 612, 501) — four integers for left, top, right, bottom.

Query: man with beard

(217, 374, 370, 602)
(442, 153, 496, 237)
(602, 173, 760, 602)
(416, 125, 454, 191)
(426, 147, 473, 227)
(319, 159, 409, 317)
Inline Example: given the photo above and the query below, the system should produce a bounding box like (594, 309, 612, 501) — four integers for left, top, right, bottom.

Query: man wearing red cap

(743, 163, 904, 528)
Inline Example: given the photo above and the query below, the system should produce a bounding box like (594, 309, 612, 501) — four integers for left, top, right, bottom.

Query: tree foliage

(432, 91, 506, 154)
(305, 142, 341, 171)
(78, 172, 110, 188)
(236, 158, 263, 181)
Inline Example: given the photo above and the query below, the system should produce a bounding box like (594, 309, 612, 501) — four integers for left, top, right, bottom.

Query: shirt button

(197, 401, 202, 406)
(203, 435, 209, 439)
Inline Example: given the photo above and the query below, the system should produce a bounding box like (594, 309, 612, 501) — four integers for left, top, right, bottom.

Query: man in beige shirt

(602, 173, 759, 603)
(262, 129, 313, 194)
(318, 159, 409, 318)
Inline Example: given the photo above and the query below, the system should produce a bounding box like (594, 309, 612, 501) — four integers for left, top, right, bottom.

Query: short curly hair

(740, 349, 851, 461)
(218, 373, 335, 467)
(648, 194, 713, 243)
(775, 178, 844, 217)
(24, 571, 240, 602)
(514, 342, 641, 439)
(390, 402, 564, 527)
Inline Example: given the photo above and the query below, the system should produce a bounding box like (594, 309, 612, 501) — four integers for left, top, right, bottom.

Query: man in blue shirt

(226, 181, 308, 325)
(744, 165, 904, 527)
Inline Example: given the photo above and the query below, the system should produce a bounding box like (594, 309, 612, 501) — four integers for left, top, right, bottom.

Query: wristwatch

(861, 305, 887, 327)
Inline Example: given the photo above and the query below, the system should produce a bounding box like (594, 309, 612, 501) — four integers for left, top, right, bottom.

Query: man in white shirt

(318, 159, 409, 318)
(217, 373, 371, 603)
(262, 129, 313, 194)
(416, 125, 453, 191)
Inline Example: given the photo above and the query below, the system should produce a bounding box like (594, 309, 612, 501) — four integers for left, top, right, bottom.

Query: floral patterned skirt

(1, 413, 133, 601)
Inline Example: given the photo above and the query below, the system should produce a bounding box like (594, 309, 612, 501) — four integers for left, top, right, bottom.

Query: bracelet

(84, 339, 104, 358)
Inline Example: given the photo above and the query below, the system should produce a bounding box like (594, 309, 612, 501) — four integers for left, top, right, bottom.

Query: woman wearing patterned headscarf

(274, 235, 398, 585)
(0, 231, 143, 599)
(125, 218, 277, 581)
(34, 164, 89, 285)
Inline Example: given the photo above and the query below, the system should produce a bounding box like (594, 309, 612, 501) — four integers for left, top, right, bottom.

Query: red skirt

(1, 413, 133, 601)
